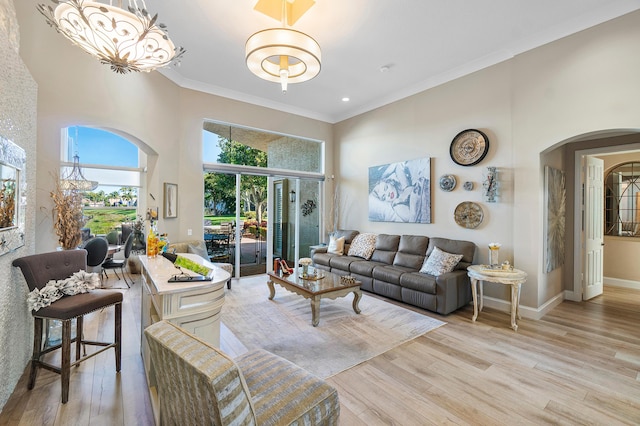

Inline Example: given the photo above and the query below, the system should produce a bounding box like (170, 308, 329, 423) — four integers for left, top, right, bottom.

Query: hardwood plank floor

(1, 275, 639, 425)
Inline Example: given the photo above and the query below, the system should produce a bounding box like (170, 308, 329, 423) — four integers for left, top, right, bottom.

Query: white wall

(334, 10, 640, 311)
(0, 0, 37, 410)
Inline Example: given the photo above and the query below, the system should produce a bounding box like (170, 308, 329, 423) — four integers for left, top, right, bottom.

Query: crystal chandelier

(246, 0, 321, 93)
(37, 0, 185, 74)
(60, 154, 99, 192)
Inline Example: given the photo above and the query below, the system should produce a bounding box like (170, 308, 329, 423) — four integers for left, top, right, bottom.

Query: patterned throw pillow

(420, 246, 463, 276)
(347, 233, 377, 260)
(328, 235, 345, 255)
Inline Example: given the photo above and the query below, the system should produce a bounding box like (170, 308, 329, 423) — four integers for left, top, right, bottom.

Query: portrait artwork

(368, 157, 431, 223)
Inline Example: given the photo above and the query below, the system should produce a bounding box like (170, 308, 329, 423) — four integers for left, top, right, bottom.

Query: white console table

(139, 254, 229, 423)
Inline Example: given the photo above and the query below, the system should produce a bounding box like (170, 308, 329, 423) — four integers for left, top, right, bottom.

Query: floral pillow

(347, 233, 377, 260)
(420, 246, 463, 276)
(328, 235, 345, 255)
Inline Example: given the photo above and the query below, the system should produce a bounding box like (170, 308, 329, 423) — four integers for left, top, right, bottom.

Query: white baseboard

(481, 292, 565, 321)
(604, 277, 640, 290)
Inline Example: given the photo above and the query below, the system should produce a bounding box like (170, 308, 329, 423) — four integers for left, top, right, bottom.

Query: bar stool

(13, 250, 122, 403)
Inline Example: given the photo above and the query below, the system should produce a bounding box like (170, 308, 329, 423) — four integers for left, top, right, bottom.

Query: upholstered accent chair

(13, 250, 122, 403)
(144, 320, 340, 425)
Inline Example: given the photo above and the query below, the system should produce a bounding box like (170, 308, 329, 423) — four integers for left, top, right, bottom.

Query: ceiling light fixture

(246, 0, 321, 94)
(37, 0, 185, 74)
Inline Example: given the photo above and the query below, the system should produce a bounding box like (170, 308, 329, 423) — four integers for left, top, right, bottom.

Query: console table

(139, 254, 229, 423)
(467, 264, 527, 331)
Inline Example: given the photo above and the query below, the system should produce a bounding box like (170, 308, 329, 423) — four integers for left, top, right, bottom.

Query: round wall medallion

(439, 174, 457, 191)
(454, 201, 484, 229)
(450, 129, 490, 166)
(463, 181, 474, 191)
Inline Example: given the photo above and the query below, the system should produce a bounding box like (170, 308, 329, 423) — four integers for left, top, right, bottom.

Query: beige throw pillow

(328, 235, 345, 255)
(347, 233, 377, 260)
(420, 246, 463, 276)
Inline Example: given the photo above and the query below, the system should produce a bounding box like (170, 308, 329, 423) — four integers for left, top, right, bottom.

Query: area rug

(221, 277, 446, 378)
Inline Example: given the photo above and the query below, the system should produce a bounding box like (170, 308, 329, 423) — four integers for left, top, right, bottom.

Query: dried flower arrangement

(50, 176, 85, 250)
(0, 178, 16, 228)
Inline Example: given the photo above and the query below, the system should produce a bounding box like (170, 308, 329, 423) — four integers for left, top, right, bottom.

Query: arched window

(61, 126, 144, 235)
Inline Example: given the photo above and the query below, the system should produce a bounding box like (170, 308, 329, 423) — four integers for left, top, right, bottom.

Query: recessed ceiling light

(341, 97, 350, 102)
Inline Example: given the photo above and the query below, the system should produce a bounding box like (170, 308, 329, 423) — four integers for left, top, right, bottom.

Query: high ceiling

(151, 0, 639, 123)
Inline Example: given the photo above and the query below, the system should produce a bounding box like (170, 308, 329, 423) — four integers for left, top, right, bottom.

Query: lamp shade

(246, 28, 321, 86)
(39, 0, 184, 74)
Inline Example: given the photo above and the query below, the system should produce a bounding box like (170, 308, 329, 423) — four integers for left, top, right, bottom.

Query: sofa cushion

(313, 252, 333, 267)
(420, 246, 463, 276)
(328, 235, 345, 255)
(349, 259, 386, 277)
(348, 233, 377, 260)
(393, 235, 429, 269)
(426, 237, 476, 270)
(334, 229, 359, 245)
(236, 349, 340, 426)
(329, 255, 362, 271)
(372, 265, 414, 285)
(370, 234, 400, 264)
(399, 272, 437, 294)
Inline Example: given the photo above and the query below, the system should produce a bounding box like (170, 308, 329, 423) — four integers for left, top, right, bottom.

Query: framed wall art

(368, 157, 431, 223)
(163, 182, 178, 219)
(544, 166, 566, 272)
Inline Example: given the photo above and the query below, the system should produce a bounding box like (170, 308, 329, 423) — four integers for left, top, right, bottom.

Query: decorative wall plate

(450, 129, 490, 166)
(463, 181, 474, 191)
(454, 201, 484, 229)
(439, 174, 457, 191)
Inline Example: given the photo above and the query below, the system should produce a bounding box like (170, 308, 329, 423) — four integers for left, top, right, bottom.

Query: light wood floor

(1, 274, 639, 425)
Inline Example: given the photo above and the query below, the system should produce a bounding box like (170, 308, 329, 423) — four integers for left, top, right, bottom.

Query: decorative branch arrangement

(50, 174, 86, 249)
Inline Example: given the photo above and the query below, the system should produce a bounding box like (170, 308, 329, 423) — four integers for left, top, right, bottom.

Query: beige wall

(334, 11, 640, 310)
(14, 1, 333, 253)
(7, 0, 640, 410)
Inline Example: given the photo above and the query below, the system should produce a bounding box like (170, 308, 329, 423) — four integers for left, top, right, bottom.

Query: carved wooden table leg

(352, 289, 362, 314)
(267, 280, 275, 300)
(311, 296, 321, 327)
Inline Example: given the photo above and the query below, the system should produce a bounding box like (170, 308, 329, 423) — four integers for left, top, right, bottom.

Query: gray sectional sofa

(311, 230, 476, 315)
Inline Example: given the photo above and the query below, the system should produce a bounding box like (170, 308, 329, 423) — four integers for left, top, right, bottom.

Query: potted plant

(50, 178, 85, 250)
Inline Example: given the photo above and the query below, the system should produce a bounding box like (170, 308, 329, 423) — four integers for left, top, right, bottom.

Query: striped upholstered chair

(144, 320, 340, 425)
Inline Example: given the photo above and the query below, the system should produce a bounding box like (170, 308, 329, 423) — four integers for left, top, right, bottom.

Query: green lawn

(84, 208, 137, 235)
(204, 215, 245, 225)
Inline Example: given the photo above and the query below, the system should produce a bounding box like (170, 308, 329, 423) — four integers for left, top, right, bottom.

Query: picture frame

(368, 157, 431, 223)
(544, 166, 566, 273)
(164, 183, 178, 219)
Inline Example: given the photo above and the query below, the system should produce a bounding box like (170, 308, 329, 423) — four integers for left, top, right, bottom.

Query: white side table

(467, 265, 528, 331)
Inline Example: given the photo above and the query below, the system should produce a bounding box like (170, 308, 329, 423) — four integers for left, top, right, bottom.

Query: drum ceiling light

(37, 0, 185, 74)
(246, 0, 321, 94)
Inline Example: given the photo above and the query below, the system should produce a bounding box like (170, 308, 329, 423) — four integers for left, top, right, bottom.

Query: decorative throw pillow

(347, 233, 377, 260)
(328, 235, 345, 255)
(420, 246, 463, 276)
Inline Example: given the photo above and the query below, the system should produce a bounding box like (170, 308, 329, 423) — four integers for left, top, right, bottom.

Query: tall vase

(489, 247, 500, 267)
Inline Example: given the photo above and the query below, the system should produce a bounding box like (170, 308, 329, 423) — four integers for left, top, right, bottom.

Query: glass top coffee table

(267, 267, 362, 327)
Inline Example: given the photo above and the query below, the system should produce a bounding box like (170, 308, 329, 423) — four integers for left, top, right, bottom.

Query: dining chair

(13, 250, 122, 404)
(102, 233, 134, 288)
(82, 237, 109, 285)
